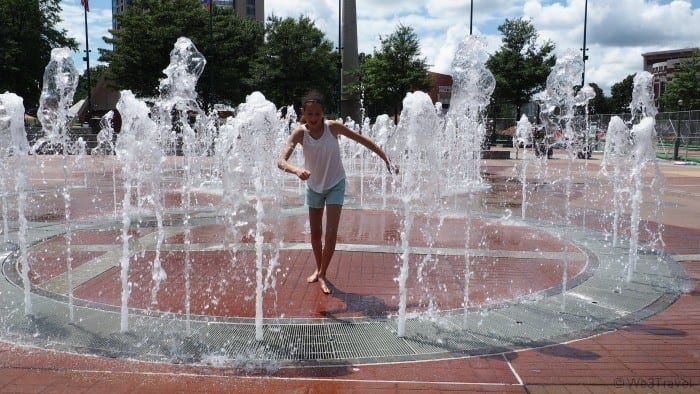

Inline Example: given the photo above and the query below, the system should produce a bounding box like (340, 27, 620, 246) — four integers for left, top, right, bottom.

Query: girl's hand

(386, 161, 399, 175)
(297, 168, 311, 180)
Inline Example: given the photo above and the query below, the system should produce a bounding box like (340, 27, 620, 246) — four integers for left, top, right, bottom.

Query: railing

(25, 126, 102, 154)
(492, 110, 700, 162)
(655, 110, 700, 162)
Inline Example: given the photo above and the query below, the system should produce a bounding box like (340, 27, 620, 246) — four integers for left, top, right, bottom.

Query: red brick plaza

(0, 152, 699, 393)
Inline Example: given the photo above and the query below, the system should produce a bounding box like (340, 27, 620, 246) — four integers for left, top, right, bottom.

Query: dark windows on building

(246, 0, 255, 18)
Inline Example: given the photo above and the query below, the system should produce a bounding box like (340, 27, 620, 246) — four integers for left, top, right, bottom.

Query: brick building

(428, 71, 453, 110)
(642, 47, 700, 101)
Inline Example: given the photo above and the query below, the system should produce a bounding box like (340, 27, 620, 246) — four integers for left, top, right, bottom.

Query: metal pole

(469, 0, 473, 35)
(209, 2, 214, 111)
(338, 0, 342, 118)
(674, 100, 683, 160)
(83, 5, 92, 120)
(581, 0, 589, 86)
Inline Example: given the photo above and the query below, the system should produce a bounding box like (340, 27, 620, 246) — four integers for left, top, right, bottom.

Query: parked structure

(642, 47, 700, 102)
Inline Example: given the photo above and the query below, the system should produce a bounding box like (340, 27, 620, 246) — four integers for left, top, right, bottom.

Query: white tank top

(303, 122, 346, 193)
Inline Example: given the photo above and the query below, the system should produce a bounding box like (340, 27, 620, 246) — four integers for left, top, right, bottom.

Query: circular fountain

(0, 36, 686, 366)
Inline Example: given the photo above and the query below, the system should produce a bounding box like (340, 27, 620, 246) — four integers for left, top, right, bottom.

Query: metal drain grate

(0, 215, 688, 365)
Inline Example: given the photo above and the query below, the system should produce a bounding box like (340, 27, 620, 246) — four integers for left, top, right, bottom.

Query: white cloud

(585, 45, 644, 91)
(267, 0, 337, 42)
(355, 0, 428, 20)
(57, 2, 113, 71)
(523, 0, 700, 92)
(60, 0, 700, 95)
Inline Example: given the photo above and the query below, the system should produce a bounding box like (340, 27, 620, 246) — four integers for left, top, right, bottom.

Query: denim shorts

(306, 178, 345, 209)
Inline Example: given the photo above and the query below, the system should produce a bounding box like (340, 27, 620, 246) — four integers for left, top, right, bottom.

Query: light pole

(208, 1, 214, 111)
(337, 0, 342, 118)
(581, 0, 589, 86)
(674, 99, 683, 160)
(469, 0, 474, 35)
(82, 2, 92, 123)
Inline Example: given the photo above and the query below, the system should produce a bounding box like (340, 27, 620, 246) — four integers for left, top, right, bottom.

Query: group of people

(277, 90, 396, 294)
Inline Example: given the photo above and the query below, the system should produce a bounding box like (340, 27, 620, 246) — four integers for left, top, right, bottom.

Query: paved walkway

(1, 153, 699, 393)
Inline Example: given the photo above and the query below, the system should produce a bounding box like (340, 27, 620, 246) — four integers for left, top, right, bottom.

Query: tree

(100, 0, 262, 106)
(352, 24, 432, 121)
(608, 74, 634, 113)
(586, 82, 609, 115)
(206, 9, 264, 106)
(100, 0, 210, 98)
(248, 15, 337, 111)
(0, 0, 78, 111)
(75, 65, 109, 102)
(660, 58, 700, 111)
(486, 18, 556, 119)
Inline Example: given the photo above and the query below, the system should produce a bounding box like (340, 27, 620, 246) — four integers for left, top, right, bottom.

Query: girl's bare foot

(307, 271, 319, 283)
(318, 277, 331, 294)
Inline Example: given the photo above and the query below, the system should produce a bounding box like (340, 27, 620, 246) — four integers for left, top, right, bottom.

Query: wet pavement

(1, 151, 699, 393)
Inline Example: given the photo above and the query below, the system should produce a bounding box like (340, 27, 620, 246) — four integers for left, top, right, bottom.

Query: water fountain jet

(0, 36, 685, 367)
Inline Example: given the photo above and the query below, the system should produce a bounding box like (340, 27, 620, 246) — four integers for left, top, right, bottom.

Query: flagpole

(581, 0, 589, 86)
(209, 1, 213, 111)
(82, 1, 92, 121)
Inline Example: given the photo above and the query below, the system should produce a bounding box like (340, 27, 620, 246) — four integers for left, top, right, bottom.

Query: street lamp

(82, 4, 92, 124)
(674, 99, 683, 160)
(581, 0, 589, 87)
(469, 0, 474, 35)
(337, 0, 342, 117)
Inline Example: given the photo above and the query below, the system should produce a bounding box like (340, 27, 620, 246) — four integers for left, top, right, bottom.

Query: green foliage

(100, 0, 209, 98)
(351, 24, 431, 121)
(0, 0, 78, 110)
(659, 58, 700, 111)
(486, 18, 556, 119)
(203, 7, 264, 106)
(100, 1, 263, 107)
(608, 74, 634, 113)
(247, 15, 337, 111)
(586, 83, 609, 115)
(75, 65, 109, 102)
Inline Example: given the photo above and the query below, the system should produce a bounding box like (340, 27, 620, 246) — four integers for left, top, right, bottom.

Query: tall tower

(341, 0, 361, 123)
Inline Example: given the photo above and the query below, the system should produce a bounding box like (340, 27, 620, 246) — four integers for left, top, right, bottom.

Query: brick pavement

(1, 154, 699, 393)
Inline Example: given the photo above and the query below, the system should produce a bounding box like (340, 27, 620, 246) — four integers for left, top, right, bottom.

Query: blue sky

(59, 0, 700, 95)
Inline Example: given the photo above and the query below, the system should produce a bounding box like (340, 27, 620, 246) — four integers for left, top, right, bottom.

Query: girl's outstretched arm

(329, 120, 397, 174)
(277, 127, 311, 180)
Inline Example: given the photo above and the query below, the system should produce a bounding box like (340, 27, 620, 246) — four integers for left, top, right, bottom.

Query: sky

(58, 0, 700, 95)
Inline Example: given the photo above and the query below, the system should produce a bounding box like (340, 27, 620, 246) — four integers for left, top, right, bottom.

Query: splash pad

(0, 38, 686, 366)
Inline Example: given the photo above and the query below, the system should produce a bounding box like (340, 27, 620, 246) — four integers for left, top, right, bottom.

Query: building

(427, 71, 453, 111)
(112, 0, 264, 29)
(642, 48, 700, 101)
(214, 0, 264, 21)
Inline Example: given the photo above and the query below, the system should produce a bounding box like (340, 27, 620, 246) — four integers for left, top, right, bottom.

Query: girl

(277, 91, 394, 294)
